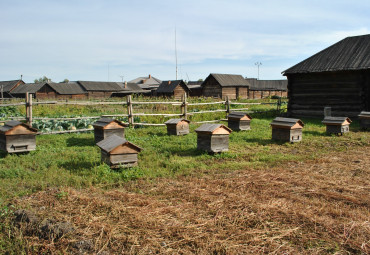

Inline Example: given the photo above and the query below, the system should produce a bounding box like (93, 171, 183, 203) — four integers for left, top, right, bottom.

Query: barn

(77, 81, 124, 99)
(246, 78, 287, 99)
(283, 34, 370, 118)
(0, 80, 25, 98)
(156, 80, 190, 100)
(202, 74, 250, 100)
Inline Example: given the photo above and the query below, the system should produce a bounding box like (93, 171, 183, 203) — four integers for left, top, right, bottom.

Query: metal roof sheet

(205, 74, 250, 87)
(283, 34, 370, 75)
(270, 117, 304, 127)
(358, 111, 370, 118)
(322, 117, 352, 125)
(227, 112, 252, 120)
(164, 119, 190, 124)
(96, 134, 141, 153)
(0, 120, 37, 133)
(93, 118, 127, 128)
(195, 123, 232, 133)
(49, 82, 86, 95)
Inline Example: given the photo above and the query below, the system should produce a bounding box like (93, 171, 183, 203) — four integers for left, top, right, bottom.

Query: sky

(1, 0, 369, 83)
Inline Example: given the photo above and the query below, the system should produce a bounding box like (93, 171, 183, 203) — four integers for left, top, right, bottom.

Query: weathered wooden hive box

(322, 117, 352, 135)
(195, 124, 232, 153)
(93, 118, 127, 143)
(358, 111, 370, 129)
(164, 118, 190, 135)
(270, 117, 304, 142)
(227, 112, 252, 131)
(0, 120, 38, 153)
(96, 134, 142, 168)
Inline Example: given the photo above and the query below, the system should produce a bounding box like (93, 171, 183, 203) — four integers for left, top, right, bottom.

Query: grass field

(0, 100, 369, 254)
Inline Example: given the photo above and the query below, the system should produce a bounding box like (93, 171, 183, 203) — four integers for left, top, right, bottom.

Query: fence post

(182, 93, 188, 119)
(26, 92, 33, 126)
(127, 95, 134, 127)
(225, 96, 230, 117)
(276, 97, 282, 112)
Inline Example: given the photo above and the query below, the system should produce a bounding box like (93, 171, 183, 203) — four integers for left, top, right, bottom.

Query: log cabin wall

(287, 70, 369, 118)
(237, 87, 249, 99)
(173, 85, 187, 100)
(202, 76, 222, 98)
(35, 85, 56, 99)
(221, 87, 237, 100)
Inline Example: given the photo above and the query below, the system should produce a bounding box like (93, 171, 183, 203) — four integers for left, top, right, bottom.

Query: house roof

(227, 112, 252, 120)
(77, 81, 123, 92)
(283, 34, 370, 75)
(93, 118, 127, 128)
(49, 82, 86, 95)
(10, 83, 45, 94)
(96, 134, 142, 153)
(156, 80, 189, 93)
(195, 124, 232, 134)
(322, 117, 352, 125)
(116, 82, 146, 93)
(270, 117, 304, 128)
(129, 75, 162, 88)
(0, 80, 24, 92)
(0, 120, 37, 133)
(164, 118, 190, 124)
(246, 78, 287, 91)
(204, 74, 250, 87)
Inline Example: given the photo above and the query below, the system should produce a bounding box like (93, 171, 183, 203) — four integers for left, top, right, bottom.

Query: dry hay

(12, 147, 370, 254)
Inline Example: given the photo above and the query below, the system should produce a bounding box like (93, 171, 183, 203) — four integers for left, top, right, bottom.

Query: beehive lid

(322, 117, 352, 125)
(96, 134, 142, 153)
(93, 118, 127, 129)
(270, 117, 304, 129)
(164, 119, 190, 125)
(227, 112, 252, 120)
(358, 111, 370, 118)
(0, 120, 38, 135)
(195, 124, 232, 134)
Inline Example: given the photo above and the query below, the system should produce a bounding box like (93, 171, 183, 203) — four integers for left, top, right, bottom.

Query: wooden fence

(0, 93, 283, 134)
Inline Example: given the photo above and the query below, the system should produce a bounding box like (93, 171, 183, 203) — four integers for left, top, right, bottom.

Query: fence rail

(0, 94, 283, 134)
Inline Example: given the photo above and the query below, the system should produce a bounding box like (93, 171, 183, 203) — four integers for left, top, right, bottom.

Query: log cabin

(77, 81, 124, 99)
(156, 80, 190, 100)
(202, 74, 250, 100)
(0, 80, 25, 98)
(245, 78, 287, 99)
(283, 34, 370, 118)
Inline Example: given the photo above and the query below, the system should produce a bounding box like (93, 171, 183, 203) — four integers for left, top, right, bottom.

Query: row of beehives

(0, 111, 369, 168)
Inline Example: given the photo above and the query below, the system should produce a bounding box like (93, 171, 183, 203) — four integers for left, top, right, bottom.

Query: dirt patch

(11, 147, 370, 254)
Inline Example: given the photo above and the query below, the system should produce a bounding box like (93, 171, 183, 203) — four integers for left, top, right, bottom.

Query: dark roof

(270, 117, 304, 128)
(78, 81, 123, 92)
(358, 111, 370, 118)
(0, 80, 24, 92)
(49, 82, 86, 95)
(116, 82, 146, 93)
(195, 124, 232, 134)
(96, 134, 142, 153)
(246, 78, 287, 91)
(322, 117, 352, 125)
(156, 80, 189, 93)
(283, 34, 370, 75)
(10, 83, 45, 94)
(227, 112, 252, 120)
(164, 119, 190, 124)
(93, 118, 127, 128)
(0, 120, 37, 133)
(204, 74, 250, 87)
(187, 81, 202, 85)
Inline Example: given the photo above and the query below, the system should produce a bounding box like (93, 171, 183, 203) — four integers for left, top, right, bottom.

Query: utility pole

(175, 27, 178, 80)
(119, 75, 124, 82)
(255, 62, 262, 80)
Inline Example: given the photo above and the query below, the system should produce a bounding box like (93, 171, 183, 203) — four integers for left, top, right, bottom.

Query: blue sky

(1, 0, 369, 83)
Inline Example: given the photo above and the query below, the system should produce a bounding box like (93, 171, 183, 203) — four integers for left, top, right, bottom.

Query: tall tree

(34, 76, 51, 83)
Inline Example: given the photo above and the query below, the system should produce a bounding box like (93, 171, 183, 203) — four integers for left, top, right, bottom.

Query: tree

(34, 76, 51, 83)
(197, 78, 204, 82)
(61, 78, 69, 83)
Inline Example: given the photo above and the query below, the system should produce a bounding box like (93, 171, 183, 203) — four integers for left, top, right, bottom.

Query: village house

(201, 73, 250, 99)
(283, 34, 370, 118)
(245, 78, 287, 99)
(0, 80, 25, 98)
(156, 80, 190, 100)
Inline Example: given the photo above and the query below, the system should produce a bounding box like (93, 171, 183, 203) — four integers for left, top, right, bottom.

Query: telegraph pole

(255, 62, 262, 80)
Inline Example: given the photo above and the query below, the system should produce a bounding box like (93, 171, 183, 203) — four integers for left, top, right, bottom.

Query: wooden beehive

(227, 112, 252, 131)
(96, 134, 142, 168)
(93, 118, 127, 143)
(164, 119, 190, 135)
(358, 111, 370, 129)
(0, 120, 38, 153)
(270, 117, 304, 142)
(322, 117, 352, 135)
(195, 124, 232, 153)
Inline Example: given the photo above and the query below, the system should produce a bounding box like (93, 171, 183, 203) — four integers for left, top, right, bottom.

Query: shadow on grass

(303, 130, 326, 137)
(243, 137, 289, 146)
(170, 147, 206, 157)
(59, 160, 96, 173)
(66, 137, 95, 147)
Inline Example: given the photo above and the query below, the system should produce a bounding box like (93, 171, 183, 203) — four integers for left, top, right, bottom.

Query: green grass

(0, 114, 368, 206)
